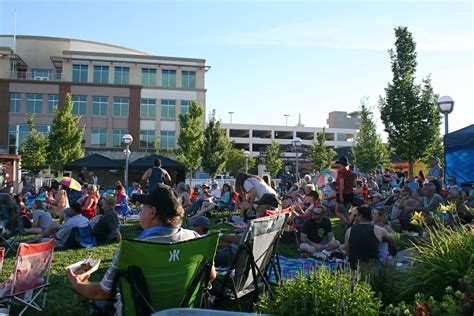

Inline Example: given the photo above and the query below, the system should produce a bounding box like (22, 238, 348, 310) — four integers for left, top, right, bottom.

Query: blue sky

(1, 0, 472, 134)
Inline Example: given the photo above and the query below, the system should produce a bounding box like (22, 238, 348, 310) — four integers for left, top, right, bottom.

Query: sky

(0, 0, 472, 135)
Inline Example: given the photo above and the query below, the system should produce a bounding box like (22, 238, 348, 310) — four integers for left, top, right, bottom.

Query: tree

(225, 146, 256, 176)
(201, 110, 230, 178)
(307, 128, 337, 172)
(379, 27, 441, 177)
(48, 93, 85, 170)
(177, 101, 205, 177)
(352, 97, 386, 173)
(265, 141, 284, 177)
(19, 115, 49, 173)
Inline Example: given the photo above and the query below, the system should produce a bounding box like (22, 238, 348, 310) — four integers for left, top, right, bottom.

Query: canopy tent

(129, 154, 186, 184)
(444, 124, 474, 184)
(63, 153, 123, 170)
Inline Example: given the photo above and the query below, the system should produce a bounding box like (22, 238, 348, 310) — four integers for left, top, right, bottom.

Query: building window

(180, 100, 191, 114)
(26, 93, 43, 113)
(140, 98, 156, 119)
(161, 69, 176, 88)
(160, 99, 176, 119)
(160, 130, 176, 149)
(48, 95, 59, 113)
(114, 67, 130, 84)
(92, 96, 108, 116)
(32, 69, 51, 80)
(9, 92, 21, 112)
(140, 130, 155, 149)
(141, 68, 156, 86)
(113, 97, 129, 117)
(91, 128, 107, 147)
(112, 129, 128, 148)
(181, 71, 196, 89)
(71, 95, 87, 115)
(93, 65, 109, 84)
(72, 64, 88, 83)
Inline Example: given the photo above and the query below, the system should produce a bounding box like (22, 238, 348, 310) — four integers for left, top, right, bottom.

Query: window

(48, 95, 59, 113)
(8, 126, 17, 154)
(92, 96, 108, 116)
(93, 66, 109, 84)
(32, 69, 51, 80)
(140, 98, 156, 119)
(161, 69, 176, 88)
(71, 95, 87, 115)
(26, 93, 43, 113)
(160, 99, 176, 119)
(113, 97, 129, 116)
(141, 68, 156, 86)
(180, 100, 191, 114)
(140, 130, 155, 149)
(10, 92, 21, 112)
(91, 128, 107, 147)
(160, 130, 176, 149)
(112, 129, 128, 148)
(114, 67, 129, 84)
(72, 64, 88, 83)
(9, 124, 50, 154)
(181, 71, 196, 89)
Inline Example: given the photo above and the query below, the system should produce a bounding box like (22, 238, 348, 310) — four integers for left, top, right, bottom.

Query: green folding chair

(114, 233, 219, 315)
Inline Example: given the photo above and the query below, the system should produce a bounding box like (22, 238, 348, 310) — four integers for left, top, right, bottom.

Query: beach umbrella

(315, 169, 337, 186)
(56, 177, 82, 191)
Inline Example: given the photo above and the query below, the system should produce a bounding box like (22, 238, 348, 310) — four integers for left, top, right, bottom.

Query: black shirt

(92, 209, 119, 242)
(301, 217, 332, 244)
(348, 223, 379, 268)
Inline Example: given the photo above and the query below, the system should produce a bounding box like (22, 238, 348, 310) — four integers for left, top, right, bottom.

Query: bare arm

(115, 228, 122, 243)
(82, 196, 93, 210)
(67, 268, 112, 300)
(141, 168, 151, 181)
(162, 169, 171, 182)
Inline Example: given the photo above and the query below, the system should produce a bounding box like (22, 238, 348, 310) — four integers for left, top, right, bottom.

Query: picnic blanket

(268, 255, 340, 283)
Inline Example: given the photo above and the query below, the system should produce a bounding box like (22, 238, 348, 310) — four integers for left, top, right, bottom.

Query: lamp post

(284, 114, 289, 126)
(228, 111, 234, 124)
(436, 96, 454, 135)
(243, 150, 251, 173)
(122, 134, 133, 189)
(292, 137, 303, 180)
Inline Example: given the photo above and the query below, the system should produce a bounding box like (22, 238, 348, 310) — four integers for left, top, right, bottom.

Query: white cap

(211, 180, 218, 186)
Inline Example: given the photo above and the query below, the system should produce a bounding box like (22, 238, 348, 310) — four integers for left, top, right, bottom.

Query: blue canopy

(444, 124, 474, 184)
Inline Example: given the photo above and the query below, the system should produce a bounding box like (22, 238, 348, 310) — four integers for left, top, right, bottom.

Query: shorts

(254, 193, 279, 209)
(336, 193, 354, 205)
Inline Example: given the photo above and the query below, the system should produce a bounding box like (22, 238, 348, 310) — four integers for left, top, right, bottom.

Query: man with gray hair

(418, 182, 443, 212)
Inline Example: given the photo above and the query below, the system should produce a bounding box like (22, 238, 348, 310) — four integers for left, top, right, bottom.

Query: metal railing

(5, 72, 62, 81)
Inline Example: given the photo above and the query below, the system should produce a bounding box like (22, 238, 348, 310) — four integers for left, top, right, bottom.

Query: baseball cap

(188, 216, 210, 228)
(132, 184, 181, 218)
(211, 180, 218, 186)
(336, 156, 349, 166)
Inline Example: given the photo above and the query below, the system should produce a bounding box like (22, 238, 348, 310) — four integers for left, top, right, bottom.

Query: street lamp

(228, 111, 234, 124)
(284, 114, 290, 126)
(292, 137, 303, 180)
(436, 96, 454, 135)
(243, 150, 251, 173)
(122, 134, 133, 189)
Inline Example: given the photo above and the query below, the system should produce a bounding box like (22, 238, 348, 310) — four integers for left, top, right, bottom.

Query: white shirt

(210, 188, 222, 199)
(243, 178, 276, 199)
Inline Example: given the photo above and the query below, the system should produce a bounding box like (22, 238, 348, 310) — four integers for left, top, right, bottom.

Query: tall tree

(19, 115, 49, 173)
(307, 128, 337, 172)
(48, 93, 85, 170)
(352, 97, 386, 173)
(379, 27, 441, 176)
(177, 101, 205, 178)
(225, 146, 256, 176)
(265, 141, 284, 177)
(201, 110, 230, 178)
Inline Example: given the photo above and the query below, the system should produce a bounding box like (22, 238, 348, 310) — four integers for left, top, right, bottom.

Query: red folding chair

(0, 239, 55, 315)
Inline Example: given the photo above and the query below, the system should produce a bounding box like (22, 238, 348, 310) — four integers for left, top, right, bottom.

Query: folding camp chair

(213, 212, 290, 310)
(0, 239, 55, 315)
(113, 233, 220, 315)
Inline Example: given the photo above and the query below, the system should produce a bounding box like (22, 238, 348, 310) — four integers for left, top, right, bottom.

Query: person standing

(335, 156, 356, 223)
(141, 159, 171, 192)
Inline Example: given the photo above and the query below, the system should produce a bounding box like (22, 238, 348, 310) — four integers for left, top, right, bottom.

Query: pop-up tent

(444, 124, 474, 184)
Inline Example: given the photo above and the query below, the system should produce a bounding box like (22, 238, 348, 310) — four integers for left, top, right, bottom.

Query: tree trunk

(408, 160, 414, 178)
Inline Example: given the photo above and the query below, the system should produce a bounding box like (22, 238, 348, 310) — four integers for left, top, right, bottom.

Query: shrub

(254, 267, 381, 315)
(398, 224, 474, 301)
(360, 260, 402, 306)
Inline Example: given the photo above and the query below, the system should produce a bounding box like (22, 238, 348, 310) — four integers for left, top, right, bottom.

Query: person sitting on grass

(189, 183, 235, 219)
(67, 184, 216, 312)
(92, 195, 122, 244)
(291, 190, 321, 230)
(23, 200, 52, 235)
(372, 206, 397, 261)
(186, 183, 212, 216)
(299, 207, 340, 254)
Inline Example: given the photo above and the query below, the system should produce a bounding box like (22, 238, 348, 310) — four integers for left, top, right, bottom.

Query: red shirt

(336, 168, 356, 195)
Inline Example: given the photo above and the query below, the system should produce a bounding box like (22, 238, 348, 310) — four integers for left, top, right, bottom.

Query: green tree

(225, 146, 256, 176)
(177, 101, 205, 178)
(201, 110, 230, 178)
(48, 93, 85, 170)
(352, 97, 386, 173)
(307, 128, 337, 172)
(265, 141, 284, 177)
(19, 115, 49, 173)
(379, 27, 441, 177)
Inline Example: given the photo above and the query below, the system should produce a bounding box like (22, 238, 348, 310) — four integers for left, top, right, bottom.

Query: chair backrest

(9, 239, 55, 295)
(116, 233, 219, 315)
(77, 225, 96, 248)
(231, 212, 289, 297)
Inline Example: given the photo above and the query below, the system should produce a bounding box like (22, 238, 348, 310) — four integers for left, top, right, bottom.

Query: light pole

(122, 134, 133, 189)
(284, 114, 289, 126)
(228, 111, 234, 124)
(436, 96, 455, 135)
(243, 150, 251, 173)
(292, 137, 303, 180)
